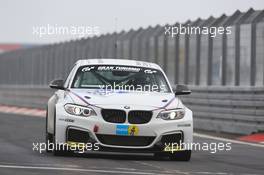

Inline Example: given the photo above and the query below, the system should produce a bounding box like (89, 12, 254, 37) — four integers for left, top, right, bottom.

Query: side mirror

(174, 84, 191, 95)
(49, 79, 65, 90)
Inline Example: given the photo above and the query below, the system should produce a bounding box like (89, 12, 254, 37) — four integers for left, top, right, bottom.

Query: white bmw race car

(46, 59, 193, 161)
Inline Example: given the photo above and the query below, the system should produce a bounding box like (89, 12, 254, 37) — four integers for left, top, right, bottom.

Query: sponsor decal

(82, 66, 95, 72)
(98, 66, 141, 72)
(81, 65, 141, 72)
(116, 125, 129, 135)
(177, 123, 191, 127)
(59, 118, 74, 123)
(116, 124, 139, 136)
(144, 69, 157, 74)
(128, 125, 139, 136)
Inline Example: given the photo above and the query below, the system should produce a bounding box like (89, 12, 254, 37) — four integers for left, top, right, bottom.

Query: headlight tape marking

(66, 89, 102, 109)
(152, 97, 176, 111)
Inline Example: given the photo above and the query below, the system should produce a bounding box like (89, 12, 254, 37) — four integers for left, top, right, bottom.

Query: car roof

(75, 58, 162, 70)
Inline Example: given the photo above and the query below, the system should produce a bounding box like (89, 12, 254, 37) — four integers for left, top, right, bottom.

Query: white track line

(0, 164, 173, 175)
(194, 133, 264, 148)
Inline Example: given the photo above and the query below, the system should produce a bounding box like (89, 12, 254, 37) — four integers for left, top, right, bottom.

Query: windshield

(71, 65, 171, 93)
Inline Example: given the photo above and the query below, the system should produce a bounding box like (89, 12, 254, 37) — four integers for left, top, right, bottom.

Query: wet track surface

(0, 113, 263, 175)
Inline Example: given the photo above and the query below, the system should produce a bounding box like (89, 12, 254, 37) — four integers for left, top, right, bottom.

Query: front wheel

(45, 107, 53, 153)
(53, 144, 72, 156)
(45, 133, 54, 153)
(169, 150, 191, 161)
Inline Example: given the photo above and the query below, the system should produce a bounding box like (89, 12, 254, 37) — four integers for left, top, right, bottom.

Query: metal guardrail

(0, 86, 53, 109)
(182, 86, 264, 134)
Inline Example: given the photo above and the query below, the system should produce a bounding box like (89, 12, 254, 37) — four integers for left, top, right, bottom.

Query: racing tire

(45, 133, 54, 153)
(53, 145, 72, 156)
(45, 107, 53, 153)
(153, 152, 168, 160)
(52, 109, 73, 156)
(169, 150, 191, 161)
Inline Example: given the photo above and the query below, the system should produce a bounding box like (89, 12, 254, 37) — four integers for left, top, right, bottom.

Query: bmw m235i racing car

(46, 59, 193, 161)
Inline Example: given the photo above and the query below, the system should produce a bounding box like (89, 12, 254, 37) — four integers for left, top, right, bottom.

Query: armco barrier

(181, 86, 264, 134)
(0, 85, 263, 135)
(0, 86, 54, 109)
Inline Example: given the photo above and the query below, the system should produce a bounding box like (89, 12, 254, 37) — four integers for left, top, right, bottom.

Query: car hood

(68, 89, 178, 109)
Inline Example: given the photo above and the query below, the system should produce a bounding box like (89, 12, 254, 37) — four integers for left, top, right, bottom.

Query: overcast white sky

(0, 0, 263, 44)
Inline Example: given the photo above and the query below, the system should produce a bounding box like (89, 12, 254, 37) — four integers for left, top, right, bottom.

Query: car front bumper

(55, 104, 193, 152)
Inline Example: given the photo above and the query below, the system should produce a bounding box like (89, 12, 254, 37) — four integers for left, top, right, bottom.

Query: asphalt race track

(0, 113, 263, 175)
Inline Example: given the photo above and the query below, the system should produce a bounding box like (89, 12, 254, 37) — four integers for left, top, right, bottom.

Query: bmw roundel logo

(124, 106, 130, 109)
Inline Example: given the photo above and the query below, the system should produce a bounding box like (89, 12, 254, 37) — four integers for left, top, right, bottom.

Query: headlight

(64, 104, 96, 117)
(157, 108, 185, 120)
